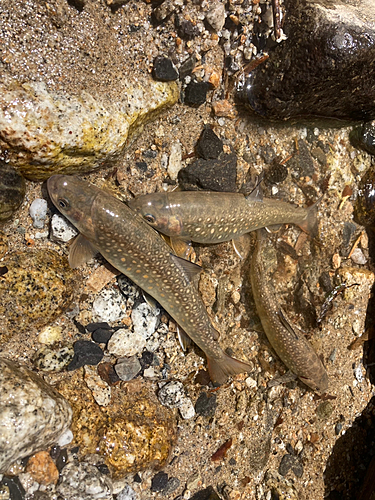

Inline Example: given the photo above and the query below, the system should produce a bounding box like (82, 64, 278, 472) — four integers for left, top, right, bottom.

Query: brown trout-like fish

(250, 229, 328, 394)
(47, 175, 251, 385)
(127, 190, 318, 247)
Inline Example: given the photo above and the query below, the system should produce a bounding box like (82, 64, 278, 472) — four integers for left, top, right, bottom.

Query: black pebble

(151, 471, 169, 492)
(195, 392, 217, 417)
(55, 448, 68, 471)
(96, 463, 111, 475)
(164, 477, 180, 495)
(196, 127, 223, 160)
(140, 350, 155, 369)
(191, 486, 221, 500)
(67, 340, 104, 371)
(264, 158, 288, 185)
(86, 322, 111, 332)
(178, 153, 237, 192)
(184, 81, 210, 106)
(177, 19, 198, 40)
(278, 454, 304, 478)
(295, 139, 315, 177)
(1, 476, 25, 500)
(153, 56, 179, 82)
(318, 271, 333, 294)
(136, 161, 148, 173)
(143, 149, 157, 159)
(133, 473, 142, 483)
(92, 328, 115, 344)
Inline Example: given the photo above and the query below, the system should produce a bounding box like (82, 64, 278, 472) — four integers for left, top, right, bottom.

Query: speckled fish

(47, 175, 251, 385)
(127, 189, 318, 249)
(250, 229, 328, 394)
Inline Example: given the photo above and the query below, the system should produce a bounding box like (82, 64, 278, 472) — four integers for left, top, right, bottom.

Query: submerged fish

(47, 175, 251, 385)
(127, 190, 318, 248)
(250, 229, 328, 394)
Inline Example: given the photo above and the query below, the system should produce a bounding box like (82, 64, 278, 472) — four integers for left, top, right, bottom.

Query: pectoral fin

(69, 234, 98, 269)
(170, 238, 194, 260)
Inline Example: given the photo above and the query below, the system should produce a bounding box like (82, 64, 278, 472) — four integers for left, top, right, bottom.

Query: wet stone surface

(0, 163, 26, 221)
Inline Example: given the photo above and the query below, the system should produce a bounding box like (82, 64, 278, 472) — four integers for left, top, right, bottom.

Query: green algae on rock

(0, 79, 178, 181)
(57, 371, 176, 478)
(0, 250, 76, 338)
(0, 162, 26, 221)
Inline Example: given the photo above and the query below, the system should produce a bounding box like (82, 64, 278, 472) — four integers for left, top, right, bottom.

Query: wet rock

(350, 247, 367, 265)
(0, 357, 72, 473)
(289, 140, 315, 178)
(56, 461, 113, 500)
(132, 301, 160, 339)
(206, 3, 226, 32)
(240, 0, 375, 121)
(178, 153, 237, 192)
(196, 127, 223, 160)
(158, 381, 195, 420)
(0, 162, 26, 221)
(164, 476, 180, 495)
(37, 325, 63, 345)
(354, 166, 375, 227)
(91, 325, 116, 344)
(0, 78, 177, 182)
(57, 372, 176, 478)
(167, 141, 183, 181)
(34, 345, 74, 372)
(350, 121, 375, 155)
(264, 158, 288, 185)
(107, 329, 146, 357)
(84, 365, 111, 407)
(0, 250, 76, 337)
(117, 485, 139, 500)
(97, 362, 121, 386)
(67, 340, 104, 371)
(25, 451, 59, 485)
(279, 454, 304, 478)
(191, 486, 221, 500)
(150, 471, 168, 492)
(316, 401, 334, 420)
(153, 56, 179, 82)
(114, 356, 141, 381)
(29, 199, 48, 229)
(177, 18, 198, 41)
(184, 81, 211, 107)
(263, 470, 299, 500)
(0, 476, 25, 500)
(195, 392, 217, 418)
(92, 287, 127, 323)
(50, 214, 78, 242)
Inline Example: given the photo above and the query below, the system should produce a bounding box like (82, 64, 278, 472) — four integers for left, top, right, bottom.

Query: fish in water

(127, 190, 318, 250)
(250, 228, 328, 394)
(47, 175, 251, 385)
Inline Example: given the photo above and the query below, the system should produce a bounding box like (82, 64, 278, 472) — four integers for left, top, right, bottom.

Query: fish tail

(207, 353, 252, 386)
(297, 196, 322, 238)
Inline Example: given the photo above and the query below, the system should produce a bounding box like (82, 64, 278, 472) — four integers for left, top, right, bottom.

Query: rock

(0, 476, 25, 500)
(206, 3, 226, 32)
(190, 486, 221, 500)
(114, 356, 141, 382)
(25, 451, 59, 485)
(178, 153, 237, 192)
(240, 0, 375, 121)
(316, 401, 334, 420)
(67, 340, 104, 371)
(351, 120, 375, 156)
(184, 81, 211, 107)
(56, 461, 113, 500)
(117, 485, 139, 500)
(29, 199, 48, 229)
(167, 141, 183, 181)
(50, 214, 78, 242)
(150, 471, 169, 492)
(289, 140, 315, 178)
(354, 166, 375, 227)
(57, 373, 176, 478)
(0, 250, 76, 337)
(153, 56, 179, 82)
(0, 357, 72, 473)
(350, 247, 367, 265)
(278, 454, 304, 478)
(195, 392, 217, 417)
(34, 345, 74, 372)
(37, 325, 63, 345)
(91, 325, 116, 344)
(97, 362, 121, 386)
(164, 477, 180, 495)
(196, 127, 223, 160)
(264, 159, 288, 185)
(177, 18, 198, 41)
(131, 301, 160, 339)
(92, 287, 127, 323)
(107, 329, 146, 357)
(158, 381, 195, 419)
(84, 365, 111, 407)
(0, 162, 26, 221)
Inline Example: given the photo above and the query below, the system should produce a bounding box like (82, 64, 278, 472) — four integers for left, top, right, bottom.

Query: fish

(127, 189, 318, 250)
(47, 175, 251, 385)
(250, 228, 329, 394)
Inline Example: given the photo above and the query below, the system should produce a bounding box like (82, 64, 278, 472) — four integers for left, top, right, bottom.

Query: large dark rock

(239, 0, 375, 122)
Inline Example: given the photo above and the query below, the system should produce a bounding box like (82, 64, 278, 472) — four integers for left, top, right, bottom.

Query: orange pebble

(26, 451, 59, 485)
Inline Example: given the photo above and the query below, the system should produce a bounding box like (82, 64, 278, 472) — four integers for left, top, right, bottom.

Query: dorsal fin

(69, 234, 98, 269)
(170, 253, 202, 281)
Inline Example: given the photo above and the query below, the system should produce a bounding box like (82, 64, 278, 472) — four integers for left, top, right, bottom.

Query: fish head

(47, 175, 98, 236)
(128, 192, 185, 238)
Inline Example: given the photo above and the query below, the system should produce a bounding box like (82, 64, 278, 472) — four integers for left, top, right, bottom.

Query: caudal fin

(207, 353, 252, 386)
(297, 197, 322, 238)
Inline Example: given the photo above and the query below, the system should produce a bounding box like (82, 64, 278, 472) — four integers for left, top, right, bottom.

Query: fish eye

(58, 198, 69, 209)
(144, 214, 156, 224)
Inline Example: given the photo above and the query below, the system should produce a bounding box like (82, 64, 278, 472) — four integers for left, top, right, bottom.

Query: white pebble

(350, 247, 367, 265)
(57, 429, 74, 447)
(51, 213, 78, 242)
(245, 377, 257, 389)
(37, 325, 62, 344)
(107, 329, 146, 357)
(167, 141, 183, 181)
(179, 398, 195, 420)
(29, 198, 48, 229)
(132, 302, 160, 339)
(143, 367, 156, 378)
(92, 288, 127, 322)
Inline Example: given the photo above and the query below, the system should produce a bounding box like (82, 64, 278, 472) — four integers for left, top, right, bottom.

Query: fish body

(250, 229, 328, 394)
(128, 191, 317, 244)
(47, 175, 251, 384)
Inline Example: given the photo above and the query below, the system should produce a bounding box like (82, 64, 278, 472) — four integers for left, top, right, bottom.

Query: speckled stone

(0, 162, 26, 221)
(34, 345, 74, 372)
(0, 79, 178, 181)
(0, 250, 76, 338)
(56, 461, 113, 500)
(0, 357, 72, 473)
(25, 451, 59, 485)
(57, 372, 176, 478)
